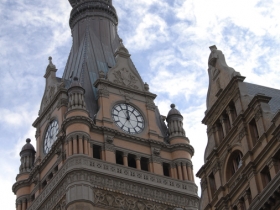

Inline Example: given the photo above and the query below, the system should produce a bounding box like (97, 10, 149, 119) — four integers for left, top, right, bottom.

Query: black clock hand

(126, 104, 130, 120)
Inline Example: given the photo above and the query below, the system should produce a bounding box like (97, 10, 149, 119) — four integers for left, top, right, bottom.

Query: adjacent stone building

(197, 46, 280, 210)
(12, 0, 199, 209)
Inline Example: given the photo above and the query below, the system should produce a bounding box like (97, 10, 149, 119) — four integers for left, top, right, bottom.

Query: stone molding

(69, 1, 118, 29)
(25, 155, 198, 210)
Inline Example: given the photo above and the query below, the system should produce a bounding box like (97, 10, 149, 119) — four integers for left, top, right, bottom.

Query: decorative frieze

(26, 156, 198, 210)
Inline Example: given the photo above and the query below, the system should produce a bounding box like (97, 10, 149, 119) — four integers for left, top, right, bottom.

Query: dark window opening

(273, 150, 280, 173)
(163, 163, 170, 177)
(217, 122, 224, 140)
(93, 145, 102, 159)
(246, 189, 252, 204)
(227, 150, 243, 181)
(115, 151, 124, 165)
(128, 154, 136, 168)
(42, 180, 47, 189)
(261, 166, 271, 188)
(249, 118, 259, 145)
(53, 165, 58, 173)
(224, 113, 231, 131)
(239, 198, 245, 210)
(208, 172, 216, 196)
(48, 172, 53, 180)
(229, 101, 237, 121)
(140, 157, 149, 171)
(31, 194, 35, 202)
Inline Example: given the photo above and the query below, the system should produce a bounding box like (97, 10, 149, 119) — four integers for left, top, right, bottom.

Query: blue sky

(1, 0, 280, 208)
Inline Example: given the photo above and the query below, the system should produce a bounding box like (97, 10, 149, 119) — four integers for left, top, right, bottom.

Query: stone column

(177, 163, 183, 180)
(187, 164, 194, 182)
(172, 163, 178, 179)
(83, 138, 88, 155)
(68, 140, 73, 156)
(88, 142, 92, 157)
(17, 201, 22, 210)
(182, 162, 189, 181)
(123, 152, 128, 167)
(78, 137, 84, 154)
(149, 160, 154, 172)
(22, 199, 27, 210)
(136, 156, 141, 170)
(73, 138, 78, 154)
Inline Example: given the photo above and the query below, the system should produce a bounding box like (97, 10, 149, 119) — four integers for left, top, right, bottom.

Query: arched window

(226, 150, 243, 181)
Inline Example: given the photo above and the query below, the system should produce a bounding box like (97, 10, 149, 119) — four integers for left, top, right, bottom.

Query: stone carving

(94, 189, 170, 210)
(144, 82, 149, 91)
(113, 68, 139, 89)
(201, 178, 207, 191)
(99, 70, 106, 79)
(98, 83, 109, 97)
(146, 97, 156, 110)
(119, 90, 134, 103)
(153, 148, 161, 156)
(106, 135, 114, 144)
(254, 108, 262, 121)
(238, 128, 246, 141)
(43, 86, 56, 109)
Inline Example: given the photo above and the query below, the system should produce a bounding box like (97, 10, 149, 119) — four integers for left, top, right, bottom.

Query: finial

(26, 138, 31, 143)
(170, 104, 175, 109)
(209, 45, 217, 51)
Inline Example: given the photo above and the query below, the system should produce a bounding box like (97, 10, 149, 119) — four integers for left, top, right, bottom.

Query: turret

(19, 138, 36, 174)
(166, 104, 186, 137)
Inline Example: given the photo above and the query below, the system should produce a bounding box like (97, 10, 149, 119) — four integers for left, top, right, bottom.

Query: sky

(1, 0, 280, 209)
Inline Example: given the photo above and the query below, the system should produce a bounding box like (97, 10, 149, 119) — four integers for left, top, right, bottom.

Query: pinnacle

(171, 104, 175, 109)
(26, 138, 31, 143)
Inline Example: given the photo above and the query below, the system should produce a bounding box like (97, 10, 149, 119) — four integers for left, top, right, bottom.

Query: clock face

(112, 104, 144, 134)
(44, 120, 59, 154)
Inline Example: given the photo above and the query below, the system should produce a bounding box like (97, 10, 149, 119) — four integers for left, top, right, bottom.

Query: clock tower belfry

(12, 0, 199, 209)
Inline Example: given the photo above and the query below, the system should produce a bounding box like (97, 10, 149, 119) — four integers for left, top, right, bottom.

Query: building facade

(12, 0, 199, 210)
(197, 46, 280, 210)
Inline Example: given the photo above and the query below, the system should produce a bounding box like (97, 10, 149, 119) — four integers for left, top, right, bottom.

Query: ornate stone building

(197, 46, 280, 210)
(12, 0, 199, 209)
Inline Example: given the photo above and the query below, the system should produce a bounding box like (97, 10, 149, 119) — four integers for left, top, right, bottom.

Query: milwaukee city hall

(12, 0, 280, 210)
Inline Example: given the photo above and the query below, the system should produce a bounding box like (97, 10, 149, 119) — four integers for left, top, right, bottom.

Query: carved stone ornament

(201, 178, 207, 191)
(113, 68, 139, 89)
(42, 86, 56, 110)
(119, 90, 134, 103)
(98, 83, 109, 97)
(94, 189, 170, 210)
(254, 108, 262, 121)
(106, 135, 114, 144)
(99, 70, 106, 79)
(153, 148, 161, 156)
(144, 82, 149, 91)
(238, 128, 246, 141)
(146, 97, 156, 110)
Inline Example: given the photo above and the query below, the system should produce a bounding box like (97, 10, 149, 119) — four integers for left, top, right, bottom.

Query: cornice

(202, 76, 245, 125)
(94, 78, 157, 99)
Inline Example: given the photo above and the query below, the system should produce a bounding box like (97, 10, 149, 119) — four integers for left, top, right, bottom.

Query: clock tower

(12, 0, 199, 209)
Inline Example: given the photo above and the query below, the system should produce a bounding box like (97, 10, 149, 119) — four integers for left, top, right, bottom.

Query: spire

(63, 0, 139, 119)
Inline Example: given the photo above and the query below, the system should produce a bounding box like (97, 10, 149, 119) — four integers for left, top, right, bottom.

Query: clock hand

(125, 104, 130, 120)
